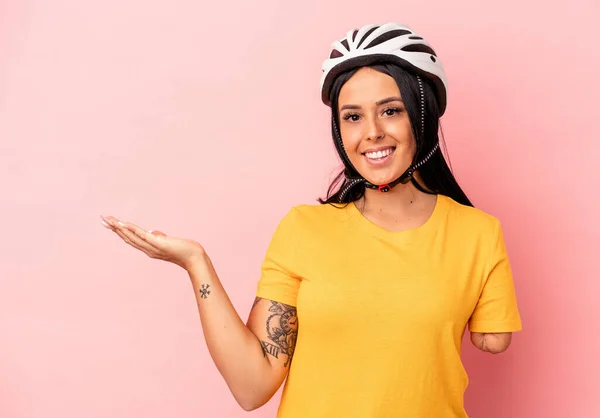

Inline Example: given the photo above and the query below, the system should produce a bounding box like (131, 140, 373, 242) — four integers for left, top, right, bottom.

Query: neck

(357, 177, 435, 216)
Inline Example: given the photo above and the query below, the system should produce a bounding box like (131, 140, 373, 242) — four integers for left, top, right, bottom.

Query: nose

(365, 116, 384, 141)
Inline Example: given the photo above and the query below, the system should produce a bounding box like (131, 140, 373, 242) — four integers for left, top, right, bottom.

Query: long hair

(318, 63, 473, 207)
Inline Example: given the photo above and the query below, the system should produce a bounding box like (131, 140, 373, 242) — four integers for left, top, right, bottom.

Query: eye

(383, 107, 403, 116)
(342, 113, 360, 122)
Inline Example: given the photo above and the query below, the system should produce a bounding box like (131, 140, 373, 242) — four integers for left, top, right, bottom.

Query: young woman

(101, 22, 522, 417)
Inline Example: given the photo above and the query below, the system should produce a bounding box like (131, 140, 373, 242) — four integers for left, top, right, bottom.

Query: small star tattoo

(199, 284, 211, 299)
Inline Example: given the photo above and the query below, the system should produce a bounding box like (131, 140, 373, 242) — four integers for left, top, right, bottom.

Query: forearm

(187, 254, 274, 409)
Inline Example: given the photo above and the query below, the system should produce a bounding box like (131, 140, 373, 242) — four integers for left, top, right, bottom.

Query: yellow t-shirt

(256, 194, 522, 418)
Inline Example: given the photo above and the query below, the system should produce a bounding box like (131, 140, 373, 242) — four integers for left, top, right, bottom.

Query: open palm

(101, 215, 204, 270)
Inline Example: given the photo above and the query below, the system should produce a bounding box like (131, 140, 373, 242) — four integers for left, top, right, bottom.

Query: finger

(102, 215, 130, 232)
(103, 216, 166, 255)
(112, 227, 162, 258)
(100, 215, 116, 230)
(103, 216, 157, 254)
(122, 222, 166, 249)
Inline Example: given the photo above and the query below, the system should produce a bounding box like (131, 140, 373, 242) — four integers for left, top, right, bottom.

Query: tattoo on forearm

(199, 284, 211, 299)
(261, 301, 298, 367)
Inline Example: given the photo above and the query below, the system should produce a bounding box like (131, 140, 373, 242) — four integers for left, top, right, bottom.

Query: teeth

(365, 148, 393, 159)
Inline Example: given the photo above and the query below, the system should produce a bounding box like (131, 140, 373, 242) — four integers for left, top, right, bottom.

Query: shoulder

(441, 195, 501, 237)
(276, 202, 351, 233)
(290, 202, 349, 220)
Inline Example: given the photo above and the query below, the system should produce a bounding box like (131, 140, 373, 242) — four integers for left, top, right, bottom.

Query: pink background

(1, 0, 598, 417)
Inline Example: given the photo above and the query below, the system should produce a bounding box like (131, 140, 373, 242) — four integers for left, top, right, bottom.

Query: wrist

(185, 251, 215, 282)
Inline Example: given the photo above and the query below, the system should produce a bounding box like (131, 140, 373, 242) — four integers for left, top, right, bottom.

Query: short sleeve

(255, 207, 302, 307)
(469, 220, 523, 333)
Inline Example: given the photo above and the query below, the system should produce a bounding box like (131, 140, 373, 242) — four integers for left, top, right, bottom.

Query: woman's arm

(101, 217, 295, 411)
(188, 257, 297, 411)
(470, 332, 512, 354)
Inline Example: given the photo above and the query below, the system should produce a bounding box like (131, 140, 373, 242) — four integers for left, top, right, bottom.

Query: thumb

(148, 230, 167, 237)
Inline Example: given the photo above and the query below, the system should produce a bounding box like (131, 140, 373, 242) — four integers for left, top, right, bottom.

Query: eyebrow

(340, 96, 403, 111)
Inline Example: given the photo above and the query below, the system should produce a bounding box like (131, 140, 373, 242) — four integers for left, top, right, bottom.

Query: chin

(354, 162, 403, 185)
(362, 174, 400, 185)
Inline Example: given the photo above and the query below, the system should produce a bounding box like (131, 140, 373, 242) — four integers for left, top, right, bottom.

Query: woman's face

(337, 67, 415, 187)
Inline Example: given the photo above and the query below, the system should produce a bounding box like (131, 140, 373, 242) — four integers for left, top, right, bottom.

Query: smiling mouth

(362, 147, 395, 161)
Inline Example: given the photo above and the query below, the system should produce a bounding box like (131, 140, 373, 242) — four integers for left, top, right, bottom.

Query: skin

(337, 67, 511, 354)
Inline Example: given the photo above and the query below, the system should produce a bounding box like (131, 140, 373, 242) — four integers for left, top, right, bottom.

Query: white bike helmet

(320, 22, 448, 115)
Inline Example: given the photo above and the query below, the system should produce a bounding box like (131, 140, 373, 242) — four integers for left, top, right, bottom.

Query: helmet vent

(365, 29, 412, 48)
(356, 27, 379, 48)
(401, 44, 437, 56)
(329, 49, 344, 59)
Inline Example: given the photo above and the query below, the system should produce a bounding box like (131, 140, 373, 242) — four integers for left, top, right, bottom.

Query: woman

(101, 22, 522, 417)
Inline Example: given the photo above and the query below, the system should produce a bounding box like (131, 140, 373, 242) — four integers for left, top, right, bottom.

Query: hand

(100, 215, 206, 270)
